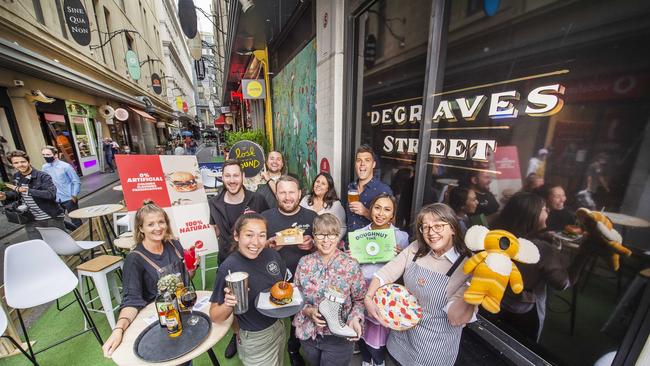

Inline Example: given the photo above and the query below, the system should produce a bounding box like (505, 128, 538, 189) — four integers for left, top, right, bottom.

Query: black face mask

(44, 156, 55, 163)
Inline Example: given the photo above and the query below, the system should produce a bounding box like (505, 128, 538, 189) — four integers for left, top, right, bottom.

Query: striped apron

(387, 255, 464, 366)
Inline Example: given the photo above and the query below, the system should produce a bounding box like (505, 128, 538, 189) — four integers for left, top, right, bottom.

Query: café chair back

(3, 240, 103, 361)
(36, 227, 106, 257)
(0, 305, 39, 365)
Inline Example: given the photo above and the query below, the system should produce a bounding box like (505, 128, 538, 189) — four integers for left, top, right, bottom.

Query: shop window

(55, 0, 68, 39)
(414, 1, 650, 365)
(125, 32, 134, 51)
(353, 0, 432, 232)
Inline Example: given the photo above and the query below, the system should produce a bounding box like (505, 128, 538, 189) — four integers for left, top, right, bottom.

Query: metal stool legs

(1, 334, 39, 366)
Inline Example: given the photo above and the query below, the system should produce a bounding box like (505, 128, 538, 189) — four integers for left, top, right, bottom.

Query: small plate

(255, 287, 304, 318)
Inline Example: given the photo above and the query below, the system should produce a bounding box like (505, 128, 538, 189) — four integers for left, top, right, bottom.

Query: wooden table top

(111, 291, 231, 366)
(603, 212, 650, 228)
(114, 236, 137, 251)
(69, 204, 124, 219)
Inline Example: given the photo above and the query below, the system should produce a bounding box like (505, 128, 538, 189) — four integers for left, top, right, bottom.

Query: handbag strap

(133, 241, 184, 272)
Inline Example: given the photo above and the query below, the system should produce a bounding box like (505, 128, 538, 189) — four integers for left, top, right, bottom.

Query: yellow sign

(175, 96, 183, 110)
(246, 80, 263, 98)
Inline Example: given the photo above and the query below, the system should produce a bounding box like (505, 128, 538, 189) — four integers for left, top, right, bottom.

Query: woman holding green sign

(356, 193, 409, 366)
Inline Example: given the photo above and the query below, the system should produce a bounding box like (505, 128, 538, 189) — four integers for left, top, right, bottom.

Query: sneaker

(362, 362, 373, 366)
(224, 333, 237, 359)
(318, 287, 357, 338)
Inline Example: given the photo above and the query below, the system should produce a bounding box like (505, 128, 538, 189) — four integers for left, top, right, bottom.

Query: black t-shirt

(262, 207, 318, 275)
(546, 208, 576, 232)
(120, 240, 188, 310)
(473, 190, 499, 216)
(225, 202, 245, 231)
(210, 249, 286, 331)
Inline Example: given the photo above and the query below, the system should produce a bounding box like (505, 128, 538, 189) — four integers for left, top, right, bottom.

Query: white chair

(199, 247, 219, 290)
(0, 305, 39, 365)
(4, 240, 103, 362)
(113, 212, 132, 236)
(36, 227, 106, 257)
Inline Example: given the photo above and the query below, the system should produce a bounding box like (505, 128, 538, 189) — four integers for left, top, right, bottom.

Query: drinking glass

(180, 285, 199, 325)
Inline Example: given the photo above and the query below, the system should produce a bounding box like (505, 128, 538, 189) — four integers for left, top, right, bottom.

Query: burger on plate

(270, 281, 293, 306)
(169, 172, 198, 192)
(563, 224, 583, 237)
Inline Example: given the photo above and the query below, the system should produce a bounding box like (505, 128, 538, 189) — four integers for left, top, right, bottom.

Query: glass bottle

(164, 292, 183, 337)
(155, 292, 171, 328)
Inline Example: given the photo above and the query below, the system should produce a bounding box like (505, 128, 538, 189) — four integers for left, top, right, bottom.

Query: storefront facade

(342, 0, 650, 364)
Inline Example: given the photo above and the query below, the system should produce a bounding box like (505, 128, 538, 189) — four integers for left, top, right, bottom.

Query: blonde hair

(133, 200, 175, 244)
(313, 213, 341, 235)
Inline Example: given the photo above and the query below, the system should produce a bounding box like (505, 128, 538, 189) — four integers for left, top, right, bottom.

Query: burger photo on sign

(169, 171, 198, 192)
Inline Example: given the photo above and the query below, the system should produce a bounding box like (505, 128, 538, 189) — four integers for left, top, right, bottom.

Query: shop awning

(129, 107, 156, 122)
(214, 115, 226, 126)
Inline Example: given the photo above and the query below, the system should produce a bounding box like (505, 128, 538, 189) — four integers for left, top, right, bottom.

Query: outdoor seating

(0, 305, 39, 365)
(76, 255, 124, 329)
(36, 226, 106, 258)
(3, 240, 103, 362)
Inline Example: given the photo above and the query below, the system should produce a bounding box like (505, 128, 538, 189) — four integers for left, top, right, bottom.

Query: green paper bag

(348, 229, 397, 264)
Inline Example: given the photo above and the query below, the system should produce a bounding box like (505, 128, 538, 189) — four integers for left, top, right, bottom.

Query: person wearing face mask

(121, 145, 132, 154)
(41, 145, 82, 228)
(0, 150, 65, 239)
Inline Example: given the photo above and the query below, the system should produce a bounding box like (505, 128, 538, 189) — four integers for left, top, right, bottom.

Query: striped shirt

(20, 186, 51, 220)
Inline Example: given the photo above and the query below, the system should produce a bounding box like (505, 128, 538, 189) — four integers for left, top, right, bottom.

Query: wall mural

(271, 39, 317, 189)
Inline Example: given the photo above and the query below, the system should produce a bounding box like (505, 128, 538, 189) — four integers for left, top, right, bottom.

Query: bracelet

(118, 316, 132, 325)
(113, 326, 125, 333)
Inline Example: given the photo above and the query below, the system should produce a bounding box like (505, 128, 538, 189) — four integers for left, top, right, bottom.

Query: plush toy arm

(463, 251, 489, 274)
(509, 263, 524, 294)
(607, 240, 632, 257)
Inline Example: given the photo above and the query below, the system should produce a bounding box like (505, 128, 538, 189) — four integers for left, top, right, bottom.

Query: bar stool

(76, 255, 124, 329)
(0, 306, 39, 365)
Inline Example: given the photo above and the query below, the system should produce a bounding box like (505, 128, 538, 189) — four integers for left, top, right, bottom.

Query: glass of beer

(348, 188, 360, 203)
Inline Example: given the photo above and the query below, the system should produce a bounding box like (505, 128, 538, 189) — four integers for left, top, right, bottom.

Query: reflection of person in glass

(539, 185, 575, 232)
(364, 204, 475, 366)
(0, 150, 65, 239)
(102, 201, 191, 359)
(460, 170, 499, 218)
(584, 153, 610, 209)
(447, 187, 478, 236)
(491, 192, 589, 341)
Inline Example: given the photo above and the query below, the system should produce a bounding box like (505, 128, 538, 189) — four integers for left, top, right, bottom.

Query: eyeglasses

(314, 233, 339, 241)
(419, 223, 449, 234)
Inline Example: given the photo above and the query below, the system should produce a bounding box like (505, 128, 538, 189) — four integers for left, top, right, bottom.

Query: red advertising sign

(493, 146, 521, 180)
(115, 155, 171, 210)
(182, 101, 189, 113)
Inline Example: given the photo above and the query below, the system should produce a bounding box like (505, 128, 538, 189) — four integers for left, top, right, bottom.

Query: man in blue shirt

(42, 145, 82, 228)
(345, 145, 393, 232)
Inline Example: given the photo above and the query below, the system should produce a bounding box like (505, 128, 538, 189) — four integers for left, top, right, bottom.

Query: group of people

(0, 147, 82, 237)
(98, 144, 597, 366)
(172, 136, 198, 155)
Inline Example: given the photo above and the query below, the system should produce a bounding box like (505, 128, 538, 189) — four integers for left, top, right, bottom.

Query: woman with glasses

(364, 203, 475, 366)
(293, 213, 366, 365)
(300, 172, 347, 235)
(491, 192, 587, 342)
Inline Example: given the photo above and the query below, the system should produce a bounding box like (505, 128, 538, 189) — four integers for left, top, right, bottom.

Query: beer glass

(226, 271, 249, 314)
(348, 188, 360, 203)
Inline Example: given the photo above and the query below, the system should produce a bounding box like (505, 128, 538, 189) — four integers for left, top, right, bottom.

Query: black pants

(60, 199, 82, 227)
(104, 155, 114, 171)
(25, 217, 66, 240)
(301, 335, 354, 366)
(289, 322, 301, 355)
(359, 338, 386, 364)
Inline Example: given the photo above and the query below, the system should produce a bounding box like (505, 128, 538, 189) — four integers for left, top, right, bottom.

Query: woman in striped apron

(365, 203, 477, 366)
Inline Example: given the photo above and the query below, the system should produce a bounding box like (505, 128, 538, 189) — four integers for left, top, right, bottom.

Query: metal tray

(133, 311, 211, 363)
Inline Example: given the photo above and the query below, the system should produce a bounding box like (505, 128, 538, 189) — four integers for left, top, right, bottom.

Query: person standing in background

(257, 151, 285, 208)
(527, 148, 548, 178)
(41, 145, 82, 228)
(103, 138, 115, 172)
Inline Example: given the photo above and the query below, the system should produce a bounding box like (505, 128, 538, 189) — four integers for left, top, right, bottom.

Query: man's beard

(279, 200, 299, 214)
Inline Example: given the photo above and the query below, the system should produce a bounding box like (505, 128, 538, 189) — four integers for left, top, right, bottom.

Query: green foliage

(224, 129, 270, 153)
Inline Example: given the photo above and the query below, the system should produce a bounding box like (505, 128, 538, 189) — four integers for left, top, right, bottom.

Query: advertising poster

(492, 146, 522, 205)
(348, 229, 397, 264)
(115, 155, 217, 255)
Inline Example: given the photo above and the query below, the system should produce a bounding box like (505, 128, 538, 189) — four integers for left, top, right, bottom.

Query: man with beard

(262, 175, 317, 366)
(256, 151, 284, 208)
(208, 159, 268, 359)
(345, 145, 393, 232)
(461, 170, 499, 218)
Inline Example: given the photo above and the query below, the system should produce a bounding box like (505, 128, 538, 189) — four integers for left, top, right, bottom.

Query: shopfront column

(7, 88, 46, 165)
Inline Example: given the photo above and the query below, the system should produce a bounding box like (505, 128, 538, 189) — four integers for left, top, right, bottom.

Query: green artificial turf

(1, 255, 293, 366)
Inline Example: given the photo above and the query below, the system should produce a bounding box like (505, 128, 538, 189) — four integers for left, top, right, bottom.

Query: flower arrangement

(157, 274, 181, 294)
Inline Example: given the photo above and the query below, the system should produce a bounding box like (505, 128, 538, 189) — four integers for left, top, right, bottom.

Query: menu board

(115, 155, 217, 255)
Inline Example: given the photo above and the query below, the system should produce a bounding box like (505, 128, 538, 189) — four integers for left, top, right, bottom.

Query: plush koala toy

(575, 208, 632, 271)
(463, 226, 540, 314)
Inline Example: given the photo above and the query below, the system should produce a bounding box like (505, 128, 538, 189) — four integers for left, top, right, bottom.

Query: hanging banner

(242, 79, 266, 99)
(178, 0, 198, 39)
(63, 0, 91, 46)
(125, 50, 141, 81)
(182, 101, 189, 113)
(195, 59, 206, 81)
(188, 34, 203, 61)
(115, 154, 217, 255)
(176, 96, 184, 111)
(151, 73, 162, 94)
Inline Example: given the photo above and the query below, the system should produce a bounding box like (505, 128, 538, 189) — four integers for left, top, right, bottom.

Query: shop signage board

(178, 0, 198, 39)
(188, 34, 203, 61)
(63, 0, 91, 46)
(182, 101, 189, 113)
(348, 229, 397, 264)
(115, 154, 218, 255)
(242, 79, 266, 99)
(125, 51, 141, 80)
(114, 108, 129, 121)
(176, 97, 184, 111)
(227, 140, 265, 177)
(151, 73, 162, 94)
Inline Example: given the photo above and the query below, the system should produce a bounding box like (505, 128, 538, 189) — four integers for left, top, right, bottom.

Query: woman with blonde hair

(102, 200, 192, 358)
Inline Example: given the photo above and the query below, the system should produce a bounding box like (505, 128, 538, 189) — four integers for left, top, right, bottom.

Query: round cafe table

(70, 204, 124, 255)
(602, 212, 650, 228)
(111, 291, 232, 366)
